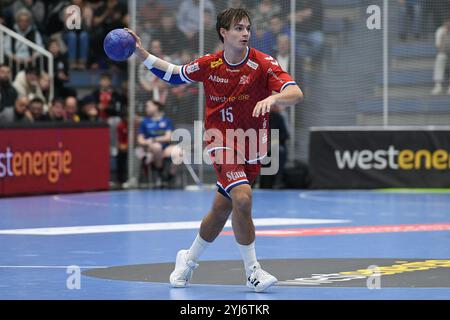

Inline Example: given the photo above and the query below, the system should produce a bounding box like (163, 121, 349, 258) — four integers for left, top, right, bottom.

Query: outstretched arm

(125, 28, 188, 84)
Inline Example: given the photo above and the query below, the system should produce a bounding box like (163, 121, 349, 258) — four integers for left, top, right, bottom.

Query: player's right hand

(124, 28, 142, 48)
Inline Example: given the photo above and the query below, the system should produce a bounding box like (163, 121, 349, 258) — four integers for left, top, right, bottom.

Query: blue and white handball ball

(104, 29, 136, 61)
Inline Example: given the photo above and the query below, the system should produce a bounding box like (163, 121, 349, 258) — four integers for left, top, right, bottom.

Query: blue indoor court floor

(1, 189, 450, 300)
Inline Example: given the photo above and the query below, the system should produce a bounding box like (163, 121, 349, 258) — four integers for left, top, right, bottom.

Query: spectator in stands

(259, 104, 290, 189)
(13, 66, 45, 102)
(0, 3, 6, 26)
(0, 96, 32, 124)
(154, 12, 188, 58)
(250, 23, 267, 53)
(4, 9, 44, 75)
(43, 1, 69, 38)
(91, 73, 124, 120)
(29, 97, 50, 121)
(116, 109, 128, 186)
(275, 34, 304, 89)
(137, 100, 181, 187)
(431, 20, 450, 95)
(422, 0, 450, 36)
(44, 39, 76, 99)
(251, 0, 281, 33)
(262, 14, 290, 57)
(3, 0, 45, 32)
(141, 0, 167, 30)
(164, 49, 198, 118)
(64, 0, 93, 70)
(193, 9, 220, 54)
(176, 0, 216, 41)
(48, 98, 65, 122)
(91, 0, 127, 68)
(38, 72, 51, 108)
(138, 40, 171, 103)
(79, 95, 99, 122)
(0, 64, 18, 113)
(64, 96, 81, 122)
(398, 0, 422, 41)
(295, 0, 324, 68)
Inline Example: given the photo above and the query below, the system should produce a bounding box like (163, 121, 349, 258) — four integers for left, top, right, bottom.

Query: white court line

(0, 266, 108, 269)
(0, 218, 350, 236)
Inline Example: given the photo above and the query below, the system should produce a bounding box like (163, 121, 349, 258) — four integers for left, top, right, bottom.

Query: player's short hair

(25, 66, 39, 76)
(30, 97, 44, 105)
(216, 8, 251, 43)
(151, 100, 165, 111)
(51, 98, 65, 107)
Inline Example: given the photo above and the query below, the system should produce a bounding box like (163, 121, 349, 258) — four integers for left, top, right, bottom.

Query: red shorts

(209, 147, 261, 199)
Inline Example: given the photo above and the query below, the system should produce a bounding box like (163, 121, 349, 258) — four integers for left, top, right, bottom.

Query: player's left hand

(253, 96, 277, 117)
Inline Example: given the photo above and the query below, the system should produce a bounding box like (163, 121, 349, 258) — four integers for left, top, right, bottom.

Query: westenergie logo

(335, 145, 450, 170)
(0, 145, 72, 183)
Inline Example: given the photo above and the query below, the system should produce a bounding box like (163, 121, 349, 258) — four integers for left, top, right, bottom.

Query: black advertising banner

(309, 129, 450, 189)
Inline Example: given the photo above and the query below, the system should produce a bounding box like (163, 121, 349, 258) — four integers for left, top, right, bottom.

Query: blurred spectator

(0, 96, 32, 124)
(295, 0, 324, 68)
(223, 0, 249, 11)
(38, 72, 51, 108)
(422, 0, 450, 35)
(193, 9, 220, 54)
(275, 34, 304, 88)
(0, 64, 19, 113)
(398, 0, 421, 41)
(12, 66, 45, 102)
(116, 109, 128, 186)
(44, 39, 76, 99)
(141, 0, 166, 30)
(166, 50, 198, 119)
(250, 23, 267, 52)
(259, 104, 290, 189)
(4, 9, 44, 75)
(64, 96, 81, 122)
(44, 1, 69, 37)
(3, 0, 45, 32)
(138, 40, 171, 103)
(48, 98, 65, 122)
(64, 0, 93, 70)
(262, 14, 290, 57)
(431, 20, 450, 95)
(29, 97, 50, 121)
(137, 100, 181, 187)
(79, 95, 99, 122)
(91, 73, 124, 120)
(176, 0, 216, 40)
(91, 0, 127, 67)
(251, 0, 281, 32)
(154, 12, 188, 58)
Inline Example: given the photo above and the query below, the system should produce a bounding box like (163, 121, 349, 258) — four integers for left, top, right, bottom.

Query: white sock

(186, 234, 211, 262)
(237, 241, 258, 275)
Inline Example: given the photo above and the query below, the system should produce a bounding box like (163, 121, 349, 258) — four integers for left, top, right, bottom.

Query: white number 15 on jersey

(220, 107, 234, 123)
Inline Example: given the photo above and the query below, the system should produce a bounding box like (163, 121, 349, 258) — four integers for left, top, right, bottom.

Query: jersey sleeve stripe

(280, 81, 297, 92)
(180, 65, 195, 83)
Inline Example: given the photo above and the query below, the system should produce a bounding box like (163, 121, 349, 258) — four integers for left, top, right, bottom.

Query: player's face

(146, 102, 158, 117)
(223, 17, 251, 49)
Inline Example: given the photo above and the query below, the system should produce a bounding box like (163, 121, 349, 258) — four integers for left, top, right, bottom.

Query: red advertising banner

(0, 125, 109, 196)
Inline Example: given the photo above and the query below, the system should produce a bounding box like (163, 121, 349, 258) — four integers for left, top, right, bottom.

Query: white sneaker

(169, 250, 198, 287)
(246, 263, 278, 292)
(431, 83, 443, 95)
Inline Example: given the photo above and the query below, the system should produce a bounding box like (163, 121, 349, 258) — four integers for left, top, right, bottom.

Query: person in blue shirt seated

(137, 100, 182, 187)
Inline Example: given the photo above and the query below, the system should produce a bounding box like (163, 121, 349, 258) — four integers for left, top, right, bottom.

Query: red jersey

(180, 47, 296, 162)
